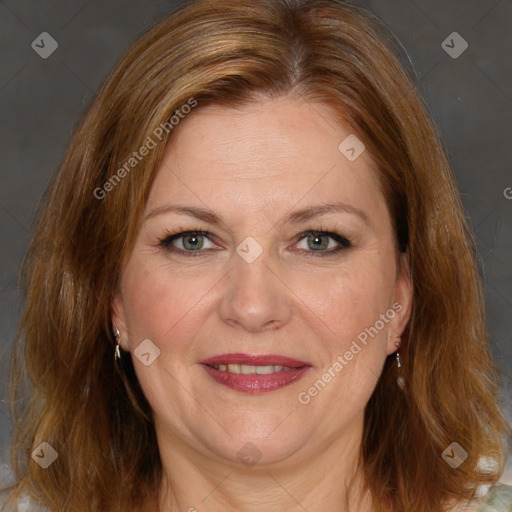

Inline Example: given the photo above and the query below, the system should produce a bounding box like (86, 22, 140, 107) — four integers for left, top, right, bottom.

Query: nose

(218, 247, 293, 333)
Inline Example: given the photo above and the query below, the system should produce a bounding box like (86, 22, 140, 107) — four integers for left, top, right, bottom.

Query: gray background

(0, 0, 511, 481)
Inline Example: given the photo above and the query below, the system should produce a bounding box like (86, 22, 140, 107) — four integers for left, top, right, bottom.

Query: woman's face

(112, 95, 412, 468)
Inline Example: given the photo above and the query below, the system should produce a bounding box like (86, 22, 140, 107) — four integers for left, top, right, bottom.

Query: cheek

(119, 260, 218, 429)
(294, 255, 396, 349)
(121, 258, 215, 353)
(297, 272, 394, 409)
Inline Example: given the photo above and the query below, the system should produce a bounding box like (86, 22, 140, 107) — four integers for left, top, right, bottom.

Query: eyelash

(158, 226, 353, 258)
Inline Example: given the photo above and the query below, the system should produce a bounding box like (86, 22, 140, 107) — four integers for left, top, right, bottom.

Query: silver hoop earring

(114, 327, 121, 361)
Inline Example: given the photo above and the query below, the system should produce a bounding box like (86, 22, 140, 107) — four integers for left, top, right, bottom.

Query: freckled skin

(112, 95, 412, 512)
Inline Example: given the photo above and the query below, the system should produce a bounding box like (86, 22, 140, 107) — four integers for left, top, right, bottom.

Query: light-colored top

(476, 483, 512, 511)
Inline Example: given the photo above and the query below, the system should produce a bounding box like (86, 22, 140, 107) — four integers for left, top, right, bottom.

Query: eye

(159, 230, 217, 254)
(295, 230, 352, 256)
(158, 228, 352, 258)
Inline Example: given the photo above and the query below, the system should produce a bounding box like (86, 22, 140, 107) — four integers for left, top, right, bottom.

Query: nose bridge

(219, 240, 292, 332)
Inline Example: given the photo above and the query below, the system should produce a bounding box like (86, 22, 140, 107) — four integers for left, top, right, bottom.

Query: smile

(200, 353, 312, 393)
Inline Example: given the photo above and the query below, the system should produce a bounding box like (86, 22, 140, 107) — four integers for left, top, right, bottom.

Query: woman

(2, 0, 511, 510)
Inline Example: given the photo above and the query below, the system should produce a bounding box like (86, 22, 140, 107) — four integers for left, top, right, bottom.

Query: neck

(152, 416, 373, 512)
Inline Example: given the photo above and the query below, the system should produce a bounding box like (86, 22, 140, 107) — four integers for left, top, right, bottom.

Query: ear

(386, 249, 413, 355)
(111, 292, 129, 351)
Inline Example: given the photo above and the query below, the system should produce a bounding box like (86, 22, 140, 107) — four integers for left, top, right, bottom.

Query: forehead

(146, 95, 387, 227)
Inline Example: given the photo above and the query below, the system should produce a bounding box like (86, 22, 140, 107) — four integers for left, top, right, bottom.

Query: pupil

(184, 234, 202, 250)
(309, 233, 327, 250)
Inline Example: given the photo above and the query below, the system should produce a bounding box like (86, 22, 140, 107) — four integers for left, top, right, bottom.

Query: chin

(199, 421, 311, 469)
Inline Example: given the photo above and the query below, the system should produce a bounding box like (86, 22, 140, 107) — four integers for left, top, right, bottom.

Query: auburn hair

(3, 0, 509, 511)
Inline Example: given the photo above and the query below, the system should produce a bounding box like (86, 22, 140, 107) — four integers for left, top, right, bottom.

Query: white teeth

(256, 365, 274, 375)
(211, 364, 294, 374)
(240, 364, 256, 374)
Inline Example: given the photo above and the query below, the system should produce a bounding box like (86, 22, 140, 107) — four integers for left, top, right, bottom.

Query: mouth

(199, 353, 312, 393)
(207, 363, 299, 374)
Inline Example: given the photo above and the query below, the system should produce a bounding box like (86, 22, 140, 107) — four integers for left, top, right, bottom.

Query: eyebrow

(144, 201, 370, 227)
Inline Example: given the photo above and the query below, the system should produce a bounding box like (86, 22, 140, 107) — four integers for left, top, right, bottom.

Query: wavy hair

(2, 0, 510, 511)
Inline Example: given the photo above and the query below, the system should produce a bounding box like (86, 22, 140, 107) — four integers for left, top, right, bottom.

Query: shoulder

(448, 451, 512, 512)
(450, 484, 512, 512)
(477, 483, 512, 511)
(467, 449, 512, 512)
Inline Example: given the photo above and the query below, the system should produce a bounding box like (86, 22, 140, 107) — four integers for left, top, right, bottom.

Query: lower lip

(201, 364, 311, 393)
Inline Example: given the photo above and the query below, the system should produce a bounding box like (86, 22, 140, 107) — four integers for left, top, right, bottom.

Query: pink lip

(200, 353, 311, 367)
(200, 353, 312, 394)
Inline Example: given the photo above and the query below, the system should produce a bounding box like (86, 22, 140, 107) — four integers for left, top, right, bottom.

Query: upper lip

(200, 353, 311, 368)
